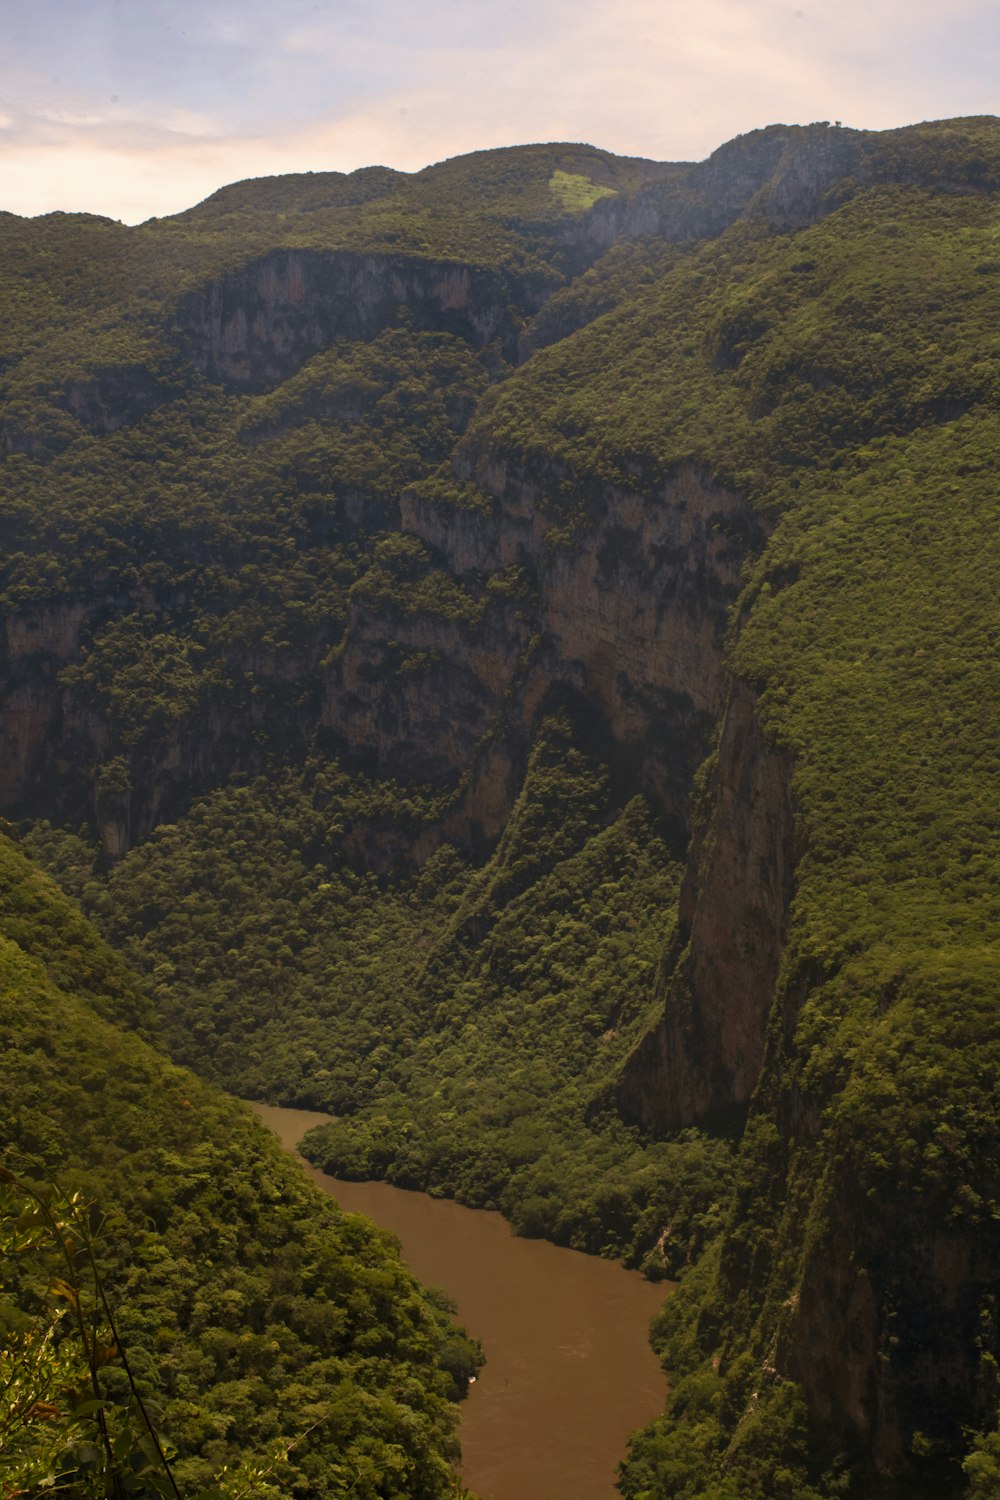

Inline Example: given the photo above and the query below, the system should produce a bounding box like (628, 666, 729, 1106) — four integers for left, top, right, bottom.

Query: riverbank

(253, 1102, 671, 1500)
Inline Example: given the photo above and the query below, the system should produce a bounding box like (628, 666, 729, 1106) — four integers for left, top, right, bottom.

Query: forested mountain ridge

(4, 114, 1000, 1497)
(0, 828, 479, 1496)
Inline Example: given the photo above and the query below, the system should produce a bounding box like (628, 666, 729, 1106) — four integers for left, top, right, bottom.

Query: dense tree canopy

(5, 118, 1000, 1498)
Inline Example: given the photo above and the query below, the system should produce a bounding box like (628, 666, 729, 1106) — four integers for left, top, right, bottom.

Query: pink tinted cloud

(0, 0, 996, 220)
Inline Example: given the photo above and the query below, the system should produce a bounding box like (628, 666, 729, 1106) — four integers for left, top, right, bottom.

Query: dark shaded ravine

(254, 1103, 671, 1500)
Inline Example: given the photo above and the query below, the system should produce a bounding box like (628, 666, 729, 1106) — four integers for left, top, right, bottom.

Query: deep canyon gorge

(2, 115, 1000, 1499)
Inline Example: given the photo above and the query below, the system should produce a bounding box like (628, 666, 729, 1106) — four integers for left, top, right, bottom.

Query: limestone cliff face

(175, 249, 547, 390)
(170, 128, 879, 404)
(321, 593, 532, 796)
(565, 124, 863, 269)
(0, 366, 173, 458)
(687, 124, 861, 232)
(0, 595, 329, 855)
(770, 1157, 1000, 1476)
(616, 679, 797, 1132)
(321, 458, 764, 854)
(613, 657, 998, 1476)
(59, 365, 174, 435)
(0, 603, 95, 812)
(611, 667, 1000, 1475)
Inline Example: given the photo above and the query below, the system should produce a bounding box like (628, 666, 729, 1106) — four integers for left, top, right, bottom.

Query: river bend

(254, 1103, 670, 1500)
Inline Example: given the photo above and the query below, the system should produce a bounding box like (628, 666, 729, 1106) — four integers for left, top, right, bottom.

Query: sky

(0, 0, 997, 223)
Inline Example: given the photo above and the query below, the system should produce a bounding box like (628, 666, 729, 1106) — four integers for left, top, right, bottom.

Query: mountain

(3, 115, 1000, 1496)
(0, 828, 477, 1496)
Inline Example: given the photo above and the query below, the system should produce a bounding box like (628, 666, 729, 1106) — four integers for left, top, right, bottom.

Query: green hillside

(3, 117, 1000, 1497)
(0, 830, 479, 1497)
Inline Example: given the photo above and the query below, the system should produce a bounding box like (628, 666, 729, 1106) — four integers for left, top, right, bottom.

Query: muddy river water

(254, 1103, 670, 1500)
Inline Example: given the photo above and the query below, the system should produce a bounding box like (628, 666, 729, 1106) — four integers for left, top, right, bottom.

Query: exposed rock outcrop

(617, 679, 797, 1132)
(562, 124, 864, 266)
(0, 604, 95, 812)
(320, 461, 763, 855)
(59, 364, 174, 434)
(0, 595, 329, 854)
(175, 249, 550, 390)
(759, 1136, 1000, 1479)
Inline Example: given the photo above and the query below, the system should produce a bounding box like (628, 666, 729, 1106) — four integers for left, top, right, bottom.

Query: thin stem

(4, 1170, 121, 1496)
(84, 1232, 183, 1500)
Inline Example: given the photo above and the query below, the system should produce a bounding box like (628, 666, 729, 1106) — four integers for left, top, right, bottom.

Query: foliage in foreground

(9, 121, 1000, 1499)
(0, 1167, 287, 1500)
(0, 832, 478, 1498)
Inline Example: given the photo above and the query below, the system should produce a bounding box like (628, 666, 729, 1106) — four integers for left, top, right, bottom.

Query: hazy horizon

(2, 0, 998, 223)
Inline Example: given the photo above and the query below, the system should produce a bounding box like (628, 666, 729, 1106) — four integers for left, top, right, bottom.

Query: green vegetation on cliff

(29, 718, 731, 1278)
(475, 162, 1000, 1498)
(0, 830, 478, 1497)
(5, 118, 1000, 1499)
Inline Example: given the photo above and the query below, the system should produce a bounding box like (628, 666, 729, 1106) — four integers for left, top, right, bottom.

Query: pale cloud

(0, 0, 996, 222)
(0, 124, 317, 223)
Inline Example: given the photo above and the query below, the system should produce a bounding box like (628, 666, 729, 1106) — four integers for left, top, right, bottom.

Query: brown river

(253, 1104, 671, 1500)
